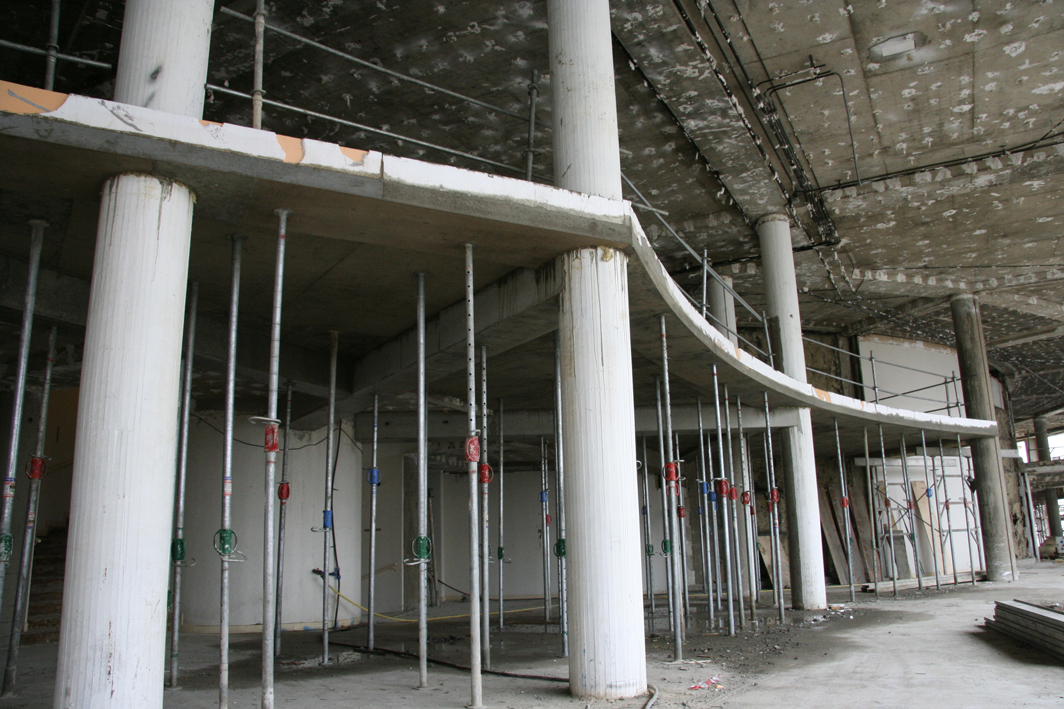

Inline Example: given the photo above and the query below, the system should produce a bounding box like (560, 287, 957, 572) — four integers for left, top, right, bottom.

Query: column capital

(756, 213, 789, 229)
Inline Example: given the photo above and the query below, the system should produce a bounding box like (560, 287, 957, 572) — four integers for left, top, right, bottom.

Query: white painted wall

(179, 415, 361, 630)
(859, 335, 961, 414)
(859, 449, 982, 577)
(360, 441, 407, 614)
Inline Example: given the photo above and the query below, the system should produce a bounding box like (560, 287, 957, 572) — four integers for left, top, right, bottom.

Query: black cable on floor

(327, 639, 569, 683)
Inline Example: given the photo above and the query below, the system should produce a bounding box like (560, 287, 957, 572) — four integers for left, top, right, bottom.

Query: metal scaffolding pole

(763, 393, 784, 623)
(955, 435, 978, 585)
(539, 436, 552, 625)
(640, 436, 656, 633)
(723, 387, 745, 628)
(937, 438, 960, 587)
(654, 378, 674, 634)
(2, 326, 56, 696)
(659, 317, 684, 659)
(416, 271, 429, 687)
(252, 0, 265, 128)
(919, 431, 941, 590)
(462, 243, 484, 709)
(832, 419, 855, 602)
(736, 398, 757, 622)
(166, 282, 198, 688)
(695, 399, 714, 628)
(0, 221, 45, 623)
(320, 331, 338, 665)
(553, 333, 569, 657)
(479, 345, 491, 669)
(712, 367, 735, 635)
(367, 394, 380, 650)
(497, 397, 505, 631)
(44, 0, 60, 90)
(876, 425, 899, 597)
(707, 426, 722, 615)
(274, 382, 292, 656)
(257, 208, 288, 708)
(219, 234, 245, 709)
(676, 432, 691, 625)
(863, 428, 881, 598)
(898, 434, 923, 588)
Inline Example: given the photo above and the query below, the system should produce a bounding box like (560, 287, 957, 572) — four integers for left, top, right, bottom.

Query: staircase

(21, 527, 67, 645)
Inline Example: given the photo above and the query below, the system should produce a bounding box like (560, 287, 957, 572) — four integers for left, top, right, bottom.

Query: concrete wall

(858, 335, 962, 413)
(179, 415, 362, 631)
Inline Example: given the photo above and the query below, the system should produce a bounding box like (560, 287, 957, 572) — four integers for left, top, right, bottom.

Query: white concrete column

(559, 248, 646, 699)
(757, 214, 826, 610)
(549, 0, 645, 698)
(708, 275, 738, 345)
(54, 2, 214, 707)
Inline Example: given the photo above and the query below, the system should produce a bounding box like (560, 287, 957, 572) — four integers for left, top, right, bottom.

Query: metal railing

(802, 335, 965, 416)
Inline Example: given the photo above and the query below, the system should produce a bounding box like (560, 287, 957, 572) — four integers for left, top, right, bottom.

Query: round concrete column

(708, 275, 738, 346)
(949, 294, 1016, 581)
(54, 2, 214, 706)
(548, 0, 645, 698)
(756, 214, 826, 610)
(559, 247, 646, 699)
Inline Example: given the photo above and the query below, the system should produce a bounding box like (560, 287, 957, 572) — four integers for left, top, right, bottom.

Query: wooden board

(912, 480, 952, 576)
(849, 475, 879, 583)
(818, 484, 851, 585)
(757, 533, 791, 590)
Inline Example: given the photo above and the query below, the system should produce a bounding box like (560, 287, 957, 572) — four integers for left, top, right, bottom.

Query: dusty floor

(3, 560, 1062, 708)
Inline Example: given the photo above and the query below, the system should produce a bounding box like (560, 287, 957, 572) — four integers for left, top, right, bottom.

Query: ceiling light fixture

(869, 31, 927, 60)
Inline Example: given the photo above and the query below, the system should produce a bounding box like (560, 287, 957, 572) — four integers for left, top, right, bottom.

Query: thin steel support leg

(462, 243, 484, 708)
(659, 316, 684, 658)
(655, 378, 674, 631)
(553, 334, 568, 657)
(416, 271, 429, 686)
(539, 437, 551, 624)
(919, 431, 941, 590)
(763, 394, 784, 623)
(713, 367, 735, 636)
(937, 439, 959, 587)
(497, 398, 505, 632)
(641, 436, 656, 634)
(274, 382, 292, 656)
(898, 434, 923, 588)
(2, 326, 56, 696)
(167, 282, 197, 688)
(723, 387, 745, 628)
(956, 435, 978, 585)
(368, 394, 380, 650)
(696, 400, 714, 628)
(736, 398, 756, 622)
(320, 331, 338, 665)
(833, 419, 855, 602)
(876, 425, 898, 597)
(479, 345, 491, 669)
(863, 428, 880, 598)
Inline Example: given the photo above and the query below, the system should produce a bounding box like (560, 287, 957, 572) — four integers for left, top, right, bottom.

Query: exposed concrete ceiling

(1, 0, 1063, 430)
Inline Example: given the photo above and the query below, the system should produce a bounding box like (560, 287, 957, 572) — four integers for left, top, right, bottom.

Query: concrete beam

(293, 261, 563, 429)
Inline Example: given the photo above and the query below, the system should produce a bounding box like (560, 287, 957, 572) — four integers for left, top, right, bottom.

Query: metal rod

(44, 0, 60, 90)
(497, 396, 505, 631)
(898, 434, 923, 589)
(919, 431, 941, 590)
(539, 436, 551, 625)
(712, 367, 735, 635)
(168, 282, 198, 688)
(723, 387, 745, 628)
(654, 378, 674, 631)
(696, 399, 714, 628)
(876, 424, 898, 597)
(274, 382, 292, 657)
(833, 419, 855, 602)
(863, 428, 880, 598)
(260, 208, 288, 708)
(640, 436, 656, 634)
(0, 221, 44, 624)
(462, 243, 484, 709)
(676, 432, 691, 625)
(937, 438, 959, 586)
(218, 7, 528, 121)
(416, 271, 429, 686)
(659, 317, 684, 659)
(524, 71, 539, 181)
(955, 435, 977, 585)
(368, 394, 379, 650)
(252, 0, 265, 128)
(321, 331, 338, 665)
(1, 326, 55, 696)
(479, 345, 491, 669)
(736, 398, 757, 622)
(763, 393, 784, 622)
(205, 84, 528, 176)
(553, 333, 568, 658)
(700, 250, 709, 319)
(0, 38, 111, 70)
(219, 234, 243, 709)
(707, 426, 722, 615)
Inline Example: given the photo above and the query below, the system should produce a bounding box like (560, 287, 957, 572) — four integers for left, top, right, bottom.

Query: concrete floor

(2, 561, 1062, 708)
